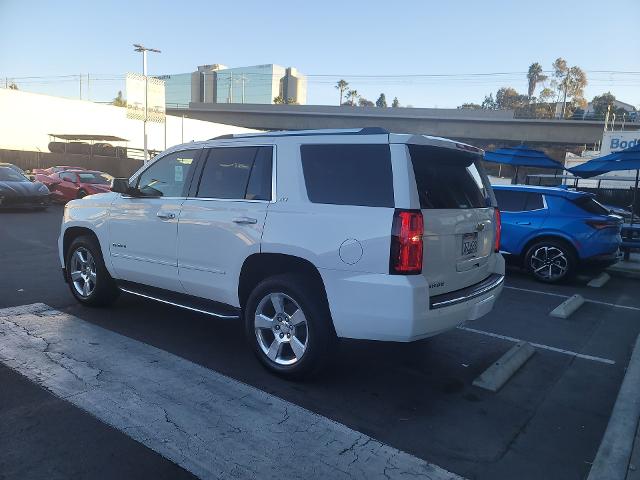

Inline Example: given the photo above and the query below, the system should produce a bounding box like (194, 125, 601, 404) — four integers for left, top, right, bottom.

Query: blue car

(493, 185, 622, 283)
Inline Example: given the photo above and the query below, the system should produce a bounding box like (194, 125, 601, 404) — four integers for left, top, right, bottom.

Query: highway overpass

(166, 103, 636, 148)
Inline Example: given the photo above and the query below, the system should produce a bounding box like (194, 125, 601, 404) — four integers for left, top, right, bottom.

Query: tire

(524, 239, 576, 284)
(65, 235, 119, 306)
(244, 274, 336, 379)
(77, 189, 87, 199)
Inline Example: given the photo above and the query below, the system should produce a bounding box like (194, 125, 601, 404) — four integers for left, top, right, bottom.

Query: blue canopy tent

(569, 144, 640, 227)
(484, 145, 565, 184)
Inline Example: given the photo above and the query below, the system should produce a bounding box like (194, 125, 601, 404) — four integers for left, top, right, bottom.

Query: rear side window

(300, 144, 394, 207)
(573, 196, 609, 215)
(197, 146, 272, 200)
(408, 145, 486, 209)
(525, 193, 544, 210)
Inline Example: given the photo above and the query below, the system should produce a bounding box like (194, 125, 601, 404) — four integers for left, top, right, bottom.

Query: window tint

(0, 167, 28, 182)
(245, 147, 273, 200)
(60, 172, 77, 183)
(197, 146, 272, 200)
(300, 144, 394, 207)
(494, 190, 527, 212)
(137, 149, 198, 197)
(408, 145, 486, 209)
(77, 172, 111, 184)
(573, 196, 610, 215)
(524, 193, 544, 210)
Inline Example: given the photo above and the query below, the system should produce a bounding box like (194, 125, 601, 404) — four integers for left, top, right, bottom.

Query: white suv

(59, 128, 505, 378)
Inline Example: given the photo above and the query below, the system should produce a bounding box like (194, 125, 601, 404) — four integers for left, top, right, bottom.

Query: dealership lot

(1, 206, 639, 479)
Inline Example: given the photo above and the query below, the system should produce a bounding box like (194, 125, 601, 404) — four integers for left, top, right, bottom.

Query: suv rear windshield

(408, 145, 487, 209)
(300, 144, 394, 207)
(573, 196, 610, 215)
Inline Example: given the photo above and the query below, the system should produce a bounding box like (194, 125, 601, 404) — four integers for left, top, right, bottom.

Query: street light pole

(133, 44, 161, 163)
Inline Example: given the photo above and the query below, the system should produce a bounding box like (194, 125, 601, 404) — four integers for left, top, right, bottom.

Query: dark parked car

(493, 185, 622, 282)
(0, 166, 50, 209)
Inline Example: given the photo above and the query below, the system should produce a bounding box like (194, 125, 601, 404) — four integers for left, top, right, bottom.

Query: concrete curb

(550, 294, 585, 319)
(608, 264, 640, 281)
(473, 342, 535, 392)
(587, 334, 640, 480)
(588, 272, 611, 288)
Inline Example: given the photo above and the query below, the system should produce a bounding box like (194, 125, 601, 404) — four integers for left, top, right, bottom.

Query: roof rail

(209, 127, 389, 141)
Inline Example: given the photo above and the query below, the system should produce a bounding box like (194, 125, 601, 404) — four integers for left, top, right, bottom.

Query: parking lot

(1, 205, 639, 480)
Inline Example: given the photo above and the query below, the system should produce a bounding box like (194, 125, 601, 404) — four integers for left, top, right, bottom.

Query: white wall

(0, 89, 257, 152)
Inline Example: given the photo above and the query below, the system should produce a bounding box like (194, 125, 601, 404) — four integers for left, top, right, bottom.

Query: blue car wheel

(525, 239, 576, 283)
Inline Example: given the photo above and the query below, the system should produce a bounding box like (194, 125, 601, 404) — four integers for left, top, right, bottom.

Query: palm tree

(527, 62, 547, 99)
(335, 79, 349, 105)
(345, 89, 359, 106)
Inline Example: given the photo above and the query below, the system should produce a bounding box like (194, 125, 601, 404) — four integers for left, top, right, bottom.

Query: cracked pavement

(0, 303, 461, 480)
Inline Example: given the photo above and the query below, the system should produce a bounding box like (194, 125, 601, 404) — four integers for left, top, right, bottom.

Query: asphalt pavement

(1, 205, 639, 480)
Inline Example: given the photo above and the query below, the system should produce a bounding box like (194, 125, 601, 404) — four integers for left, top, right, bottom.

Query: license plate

(462, 232, 478, 256)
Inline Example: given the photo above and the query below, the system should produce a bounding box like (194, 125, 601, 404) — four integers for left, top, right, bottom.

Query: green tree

(535, 87, 557, 118)
(375, 93, 387, 108)
(391, 97, 400, 108)
(526, 62, 547, 99)
(590, 92, 627, 118)
(481, 93, 497, 109)
(335, 79, 349, 105)
(358, 97, 375, 107)
(552, 58, 588, 117)
(458, 103, 482, 109)
(345, 89, 359, 106)
(495, 87, 528, 110)
(112, 90, 126, 107)
(591, 92, 616, 117)
(273, 95, 297, 105)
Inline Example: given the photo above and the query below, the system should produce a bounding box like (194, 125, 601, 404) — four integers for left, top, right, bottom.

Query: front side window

(137, 149, 198, 197)
(300, 144, 394, 207)
(196, 146, 273, 200)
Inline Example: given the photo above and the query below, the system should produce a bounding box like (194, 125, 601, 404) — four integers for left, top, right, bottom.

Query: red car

(40, 170, 113, 202)
(32, 165, 86, 176)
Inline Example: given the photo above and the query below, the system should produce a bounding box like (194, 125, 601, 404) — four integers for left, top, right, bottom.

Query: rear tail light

(585, 219, 620, 230)
(494, 208, 501, 252)
(390, 210, 423, 275)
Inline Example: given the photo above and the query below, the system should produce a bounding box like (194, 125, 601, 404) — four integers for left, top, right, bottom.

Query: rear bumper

(581, 250, 623, 269)
(321, 256, 505, 342)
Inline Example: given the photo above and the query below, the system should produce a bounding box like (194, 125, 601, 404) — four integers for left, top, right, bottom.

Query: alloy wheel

(529, 245, 568, 281)
(69, 247, 97, 298)
(254, 292, 309, 366)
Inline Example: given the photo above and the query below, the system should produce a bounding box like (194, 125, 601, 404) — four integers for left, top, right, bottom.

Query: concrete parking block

(588, 273, 611, 288)
(472, 341, 535, 392)
(588, 334, 640, 480)
(550, 294, 585, 319)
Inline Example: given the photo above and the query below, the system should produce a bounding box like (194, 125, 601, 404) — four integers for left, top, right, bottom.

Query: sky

(1, 0, 639, 108)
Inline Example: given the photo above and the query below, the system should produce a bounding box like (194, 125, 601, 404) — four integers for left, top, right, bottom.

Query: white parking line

(458, 326, 616, 365)
(504, 285, 640, 312)
(0, 303, 463, 480)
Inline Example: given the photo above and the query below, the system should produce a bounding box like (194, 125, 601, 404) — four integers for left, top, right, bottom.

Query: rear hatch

(407, 144, 496, 296)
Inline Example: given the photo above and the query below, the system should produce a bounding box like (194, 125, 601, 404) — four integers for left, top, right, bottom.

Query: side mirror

(111, 178, 131, 194)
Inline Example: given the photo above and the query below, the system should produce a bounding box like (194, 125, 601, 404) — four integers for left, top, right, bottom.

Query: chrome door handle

(232, 216, 257, 224)
(157, 211, 176, 220)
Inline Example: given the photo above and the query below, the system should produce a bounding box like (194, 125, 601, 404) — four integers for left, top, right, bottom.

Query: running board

(117, 281, 240, 319)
